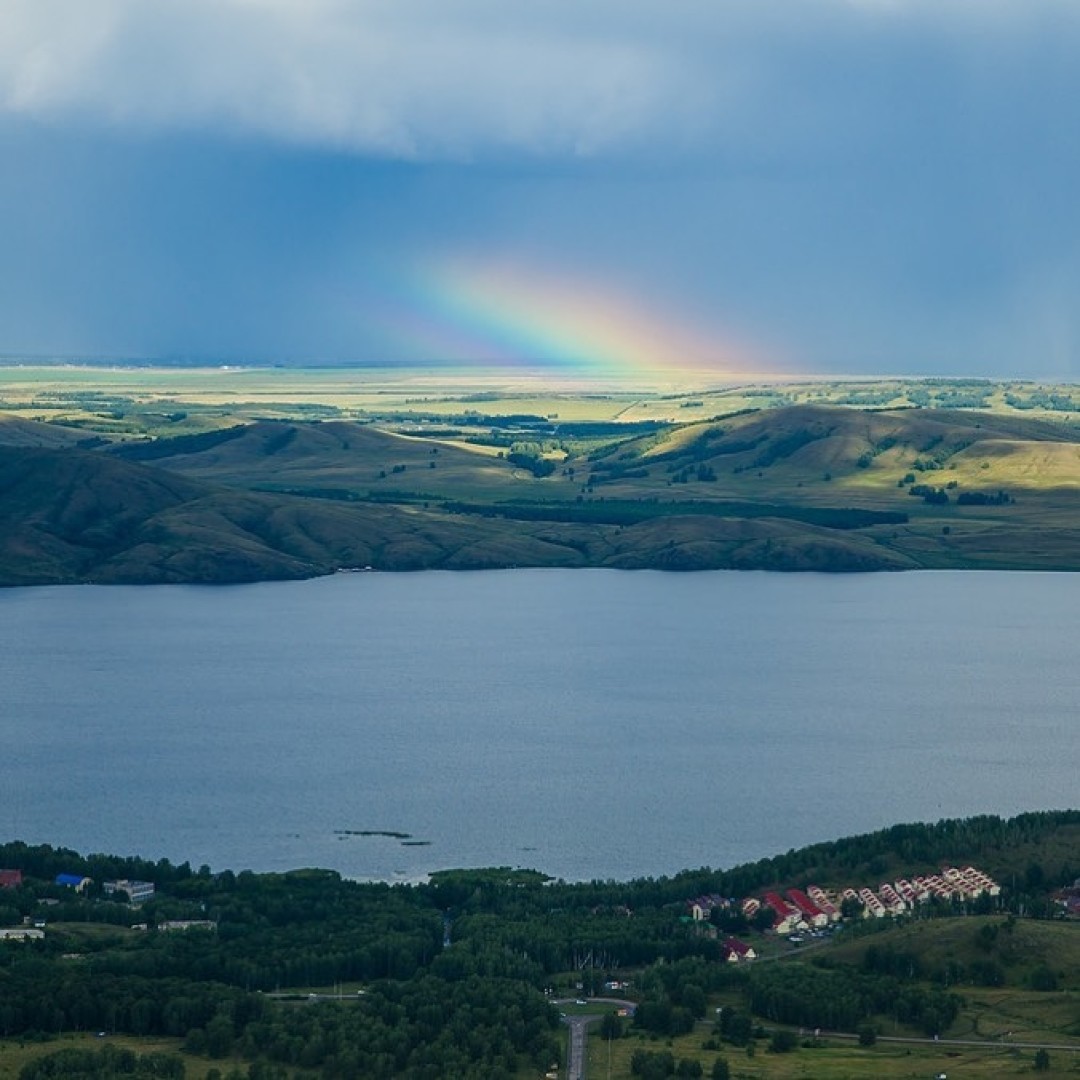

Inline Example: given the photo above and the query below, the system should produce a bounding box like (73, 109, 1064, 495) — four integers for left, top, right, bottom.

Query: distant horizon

(1, 354, 1076, 387)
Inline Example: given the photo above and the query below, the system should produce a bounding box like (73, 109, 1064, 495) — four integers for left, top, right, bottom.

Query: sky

(1, 0, 1079, 381)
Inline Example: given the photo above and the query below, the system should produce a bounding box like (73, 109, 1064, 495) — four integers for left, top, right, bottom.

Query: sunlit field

(2, 364, 1080, 582)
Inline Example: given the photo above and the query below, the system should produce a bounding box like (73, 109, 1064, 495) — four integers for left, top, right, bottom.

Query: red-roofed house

(722, 937, 757, 962)
(762, 892, 804, 935)
(786, 889, 828, 928)
(807, 885, 841, 922)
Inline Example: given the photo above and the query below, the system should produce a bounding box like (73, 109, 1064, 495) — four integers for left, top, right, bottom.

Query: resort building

(103, 879, 156, 904)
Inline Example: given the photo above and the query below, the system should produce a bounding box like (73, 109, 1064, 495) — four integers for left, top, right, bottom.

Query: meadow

(1, 363, 1079, 583)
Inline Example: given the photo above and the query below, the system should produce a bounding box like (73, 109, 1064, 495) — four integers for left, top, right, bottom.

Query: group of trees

(1, 956, 560, 1079)
(632, 958, 730, 1038)
(18, 1045, 186, 1079)
(2, 812, 1077, 1075)
(1004, 390, 1078, 412)
(747, 963, 960, 1037)
(505, 450, 556, 478)
(955, 489, 1012, 505)
(629, 1048, 713, 1078)
(0, 859, 561, 1077)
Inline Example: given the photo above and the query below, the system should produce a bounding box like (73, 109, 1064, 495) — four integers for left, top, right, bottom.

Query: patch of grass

(827, 916, 1080, 995)
(591, 1028, 1078, 1079)
(0, 1033, 244, 1080)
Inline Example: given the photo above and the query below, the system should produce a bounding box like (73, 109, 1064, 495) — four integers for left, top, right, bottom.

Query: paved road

(557, 999, 635, 1080)
(264, 991, 365, 1001)
(823, 1030, 1080, 1053)
(564, 1016, 593, 1080)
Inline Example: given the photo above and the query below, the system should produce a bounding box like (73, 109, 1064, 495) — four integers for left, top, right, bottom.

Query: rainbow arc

(368, 260, 774, 383)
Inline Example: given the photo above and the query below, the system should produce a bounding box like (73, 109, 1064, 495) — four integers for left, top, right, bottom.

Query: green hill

(0, 441, 919, 584)
(0, 412, 104, 449)
(0, 445, 588, 584)
(105, 405, 1080, 522)
(110, 418, 521, 502)
(3, 399, 1080, 584)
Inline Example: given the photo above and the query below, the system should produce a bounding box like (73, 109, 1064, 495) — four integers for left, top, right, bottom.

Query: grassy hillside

(0, 413, 105, 448)
(3, 386, 1080, 582)
(103, 403, 1080, 517)
(0, 446, 587, 584)
(1, 443, 918, 584)
(107, 403, 1080, 572)
(110, 419, 517, 502)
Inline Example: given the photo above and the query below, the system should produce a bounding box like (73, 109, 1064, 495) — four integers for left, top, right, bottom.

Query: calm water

(2, 570, 1076, 882)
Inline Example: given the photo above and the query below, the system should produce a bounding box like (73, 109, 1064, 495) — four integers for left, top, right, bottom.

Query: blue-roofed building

(55, 873, 91, 892)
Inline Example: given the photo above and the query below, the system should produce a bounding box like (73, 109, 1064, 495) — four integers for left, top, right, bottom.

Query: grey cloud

(0, 0, 719, 158)
(3, 0, 1080, 376)
(3, 0, 1078, 161)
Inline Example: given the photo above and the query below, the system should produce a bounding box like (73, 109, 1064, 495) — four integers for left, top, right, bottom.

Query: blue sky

(1, 1, 1078, 379)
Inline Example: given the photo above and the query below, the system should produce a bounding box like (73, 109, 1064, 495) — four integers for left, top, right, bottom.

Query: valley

(1, 366, 1079, 584)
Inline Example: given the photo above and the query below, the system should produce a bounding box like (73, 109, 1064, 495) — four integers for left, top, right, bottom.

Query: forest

(2, 811, 1079, 1077)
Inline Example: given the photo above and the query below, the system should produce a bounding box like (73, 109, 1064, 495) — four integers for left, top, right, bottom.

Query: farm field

(1, 364, 1079, 583)
(2, 363, 1079, 428)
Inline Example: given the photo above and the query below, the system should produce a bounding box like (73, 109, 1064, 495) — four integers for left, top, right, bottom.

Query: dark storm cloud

(1, 1, 1078, 375)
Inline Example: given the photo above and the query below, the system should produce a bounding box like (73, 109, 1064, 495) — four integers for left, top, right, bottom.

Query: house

(909, 877, 933, 902)
(878, 883, 907, 914)
(762, 892, 805, 935)
(0, 870, 22, 889)
(786, 889, 829, 928)
(806, 885, 841, 922)
(953, 866, 1000, 897)
(858, 887, 887, 918)
(688, 894, 730, 921)
(55, 873, 92, 892)
(1053, 884, 1080, 917)
(895, 879, 918, 905)
(721, 937, 757, 962)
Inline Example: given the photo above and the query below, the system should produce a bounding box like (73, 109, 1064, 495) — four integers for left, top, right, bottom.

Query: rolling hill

(0, 445, 588, 584)
(105, 405, 1080, 512)
(2, 401, 1079, 584)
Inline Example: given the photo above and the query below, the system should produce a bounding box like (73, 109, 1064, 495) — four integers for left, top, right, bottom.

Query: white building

(104, 879, 155, 904)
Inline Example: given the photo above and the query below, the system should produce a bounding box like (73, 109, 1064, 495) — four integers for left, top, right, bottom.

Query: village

(687, 865, 1003, 962)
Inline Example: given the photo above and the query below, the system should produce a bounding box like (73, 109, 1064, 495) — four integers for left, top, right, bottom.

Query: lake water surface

(2, 570, 1076, 882)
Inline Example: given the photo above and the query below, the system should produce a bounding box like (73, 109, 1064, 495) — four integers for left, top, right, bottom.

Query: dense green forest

(2, 811, 1079, 1077)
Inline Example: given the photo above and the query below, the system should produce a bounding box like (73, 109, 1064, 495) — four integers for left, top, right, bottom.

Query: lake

(2, 570, 1076, 882)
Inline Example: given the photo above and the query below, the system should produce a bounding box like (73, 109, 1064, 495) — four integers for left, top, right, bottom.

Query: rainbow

(367, 258, 775, 384)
